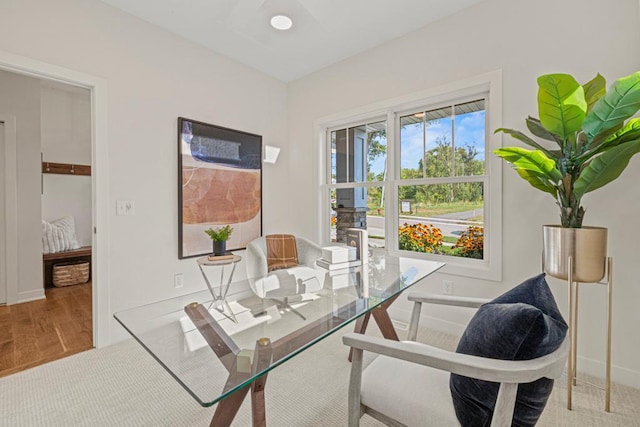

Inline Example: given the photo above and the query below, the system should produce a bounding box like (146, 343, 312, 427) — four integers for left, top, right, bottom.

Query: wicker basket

(52, 260, 90, 287)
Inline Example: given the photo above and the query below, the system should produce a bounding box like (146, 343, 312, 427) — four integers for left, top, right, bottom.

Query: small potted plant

(204, 225, 233, 256)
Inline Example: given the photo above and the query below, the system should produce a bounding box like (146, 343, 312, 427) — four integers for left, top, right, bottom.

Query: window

(318, 72, 502, 280)
(398, 100, 486, 260)
(328, 120, 387, 245)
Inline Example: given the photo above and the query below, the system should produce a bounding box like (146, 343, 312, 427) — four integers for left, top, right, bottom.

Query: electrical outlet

(174, 273, 184, 289)
(442, 279, 453, 295)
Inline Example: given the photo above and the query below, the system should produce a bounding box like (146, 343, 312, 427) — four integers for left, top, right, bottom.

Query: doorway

(0, 71, 94, 376)
(0, 50, 109, 352)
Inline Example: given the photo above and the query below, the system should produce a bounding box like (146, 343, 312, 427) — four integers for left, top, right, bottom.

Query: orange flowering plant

(398, 223, 443, 253)
(453, 226, 484, 258)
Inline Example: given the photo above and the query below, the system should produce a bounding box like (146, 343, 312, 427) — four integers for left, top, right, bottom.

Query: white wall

(0, 70, 44, 303)
(287, 0, 640, 387)
(41, 82, 92, 246)
(0, 0, 288, 342)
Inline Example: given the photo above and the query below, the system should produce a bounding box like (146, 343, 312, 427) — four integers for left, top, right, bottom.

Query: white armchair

(343, 293, 569, 427)
(246, 235, 321, 279)
(245, 235, 325, 319)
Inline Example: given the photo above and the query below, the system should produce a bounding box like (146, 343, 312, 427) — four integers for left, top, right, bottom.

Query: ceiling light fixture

(270, 14, 293, 31)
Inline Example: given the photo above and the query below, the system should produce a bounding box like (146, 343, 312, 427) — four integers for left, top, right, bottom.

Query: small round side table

(196, 254, 242, 323)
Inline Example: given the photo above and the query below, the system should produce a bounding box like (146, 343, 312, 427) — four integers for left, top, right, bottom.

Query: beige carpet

(1, 325, 638, 426)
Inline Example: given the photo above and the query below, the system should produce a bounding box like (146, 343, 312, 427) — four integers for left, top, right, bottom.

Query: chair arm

(342, 333, 569, 384)
(407, 292, 490, 309)
(246, 240, 268, 279)
(406, 293, 490, 340)
(295, 236, 323, 266)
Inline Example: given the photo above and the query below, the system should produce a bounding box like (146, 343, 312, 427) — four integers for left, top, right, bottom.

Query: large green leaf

(574, 137, 640, 197)
(526, 117, 563, 145)
(582, 74, 606, 113)
(583, 71, 640, 141)
(494, 147, 563, 181)
(538, 74, 587, 140)
(494, 127, 554, 157)
(586, 122, 623, 151)
(602, 118, 640, 146)
(515, 168, 558, 196)
(581, 119, 640, 160)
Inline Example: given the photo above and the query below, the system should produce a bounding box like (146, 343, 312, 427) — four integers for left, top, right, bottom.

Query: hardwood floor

(0, 282, 93, 378)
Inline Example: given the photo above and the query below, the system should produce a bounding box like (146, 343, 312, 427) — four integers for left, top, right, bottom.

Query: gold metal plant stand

(565, 256, 613, 412)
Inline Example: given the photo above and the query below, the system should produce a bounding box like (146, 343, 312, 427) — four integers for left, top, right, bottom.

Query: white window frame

(314, 71, 502, 281)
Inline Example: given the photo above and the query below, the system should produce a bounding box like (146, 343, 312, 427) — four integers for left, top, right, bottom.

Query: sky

(399, 110, 486, 171)
(332, 108, 486, 179)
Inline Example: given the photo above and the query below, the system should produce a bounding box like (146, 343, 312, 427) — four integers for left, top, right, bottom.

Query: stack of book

(316, 258, 361, 271)
(207, 253, 235, 261)
(316, 232, 367, 270)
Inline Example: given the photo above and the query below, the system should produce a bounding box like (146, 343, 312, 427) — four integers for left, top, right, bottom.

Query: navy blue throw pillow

(449, 273, 567, 427)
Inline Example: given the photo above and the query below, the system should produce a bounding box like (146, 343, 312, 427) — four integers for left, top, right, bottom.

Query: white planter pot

(542, 225, 607, 283)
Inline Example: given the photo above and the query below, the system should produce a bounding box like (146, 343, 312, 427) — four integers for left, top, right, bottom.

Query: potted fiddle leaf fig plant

(495, 71, 640, 281)
(205, 225, 233, 256)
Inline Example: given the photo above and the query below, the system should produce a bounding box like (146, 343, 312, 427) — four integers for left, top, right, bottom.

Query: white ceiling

(99, 0, 485, 82)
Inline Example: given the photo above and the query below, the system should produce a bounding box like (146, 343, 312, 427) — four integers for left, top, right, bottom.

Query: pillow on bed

(42, 216, 80, 254)
(450, 273, 567, 427)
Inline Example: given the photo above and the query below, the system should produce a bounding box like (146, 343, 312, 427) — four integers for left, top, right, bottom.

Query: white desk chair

(343, 293, 569, 427)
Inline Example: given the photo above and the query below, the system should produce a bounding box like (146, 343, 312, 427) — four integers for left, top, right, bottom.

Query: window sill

(388, 248, 501, 282)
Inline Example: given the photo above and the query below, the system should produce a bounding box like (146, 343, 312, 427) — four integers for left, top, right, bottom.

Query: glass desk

(114, 255, 444, 426)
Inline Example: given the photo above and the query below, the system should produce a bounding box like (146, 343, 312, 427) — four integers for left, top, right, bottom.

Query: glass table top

(114, 254, 444, 407)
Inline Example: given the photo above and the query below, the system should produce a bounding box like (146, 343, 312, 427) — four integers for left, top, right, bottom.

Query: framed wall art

(178, 117, 262, 258)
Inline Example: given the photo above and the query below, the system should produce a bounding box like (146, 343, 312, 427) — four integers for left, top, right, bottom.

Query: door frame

(0, 50, 110, 348)
(0, 116, 17, 306)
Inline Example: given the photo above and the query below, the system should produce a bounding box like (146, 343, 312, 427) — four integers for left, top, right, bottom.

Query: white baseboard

(389, 307, 640, 390)
(17, 288, 45, 304)
(577, 355, 640, 390)
(414, 314, 467, 337)
(388, 306, 467, 337)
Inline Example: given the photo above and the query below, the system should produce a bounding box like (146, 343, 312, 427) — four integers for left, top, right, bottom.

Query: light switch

(116, 200, 135, 216)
